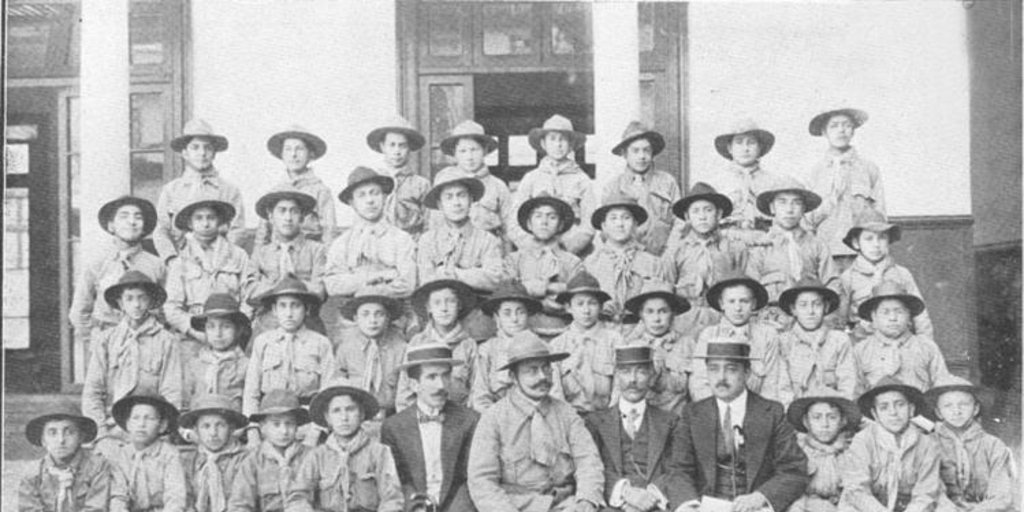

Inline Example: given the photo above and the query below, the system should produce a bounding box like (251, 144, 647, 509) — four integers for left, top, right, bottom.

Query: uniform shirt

(793, 432, 851, 505)
(287, 430, 404, 512)
(334, 328, 408, 413)
(807, 148, 885, 257)
(381, 164, 432, 237)
(107, 440, 188, 512)
(602, 167, 681, 256)
(505, 241, 582, 316)
(255, 170, 338, 247)
(932, 422, 1016, 511)
(243, 235, 327, 307)
(852, 332, 950, 394)
(705, 163, 780, 232)
(228, 442, 310, 512)
(18, 449, 128, 512)
(551, 322, 621, 412)
(690, 320, 792, 405)
(417, 221, 504, 293)
(68, 241, 166, 333)
(242, 327, 336, 416)
(840, 423, 943, 512)
(745, 226, 840, 304)
(839, 256, 934, 340)
(81, 315, 183, 430)
(395, 323, 475, 411)
(779, 325, 857, 400)
(324, 219, 416, 299)
(184, 346, 248, 411)
(163, 235, 249, 336)
(467, 388, 605, 512)
(471, 330, 569, 413)
(584, 242, 669, 321)
(626, 329, 695, 415)
(510, 157, 598, 254)
(430, 165, 514, 241)
(153, 167, 246, 261)
(181, 442, 249, 512)
(663, 230, 748, 309)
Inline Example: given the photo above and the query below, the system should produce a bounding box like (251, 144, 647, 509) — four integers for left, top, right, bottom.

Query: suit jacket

(584, 404, 687, 509)
(677, 391, 808, 511)
(381, 401, 480, 512)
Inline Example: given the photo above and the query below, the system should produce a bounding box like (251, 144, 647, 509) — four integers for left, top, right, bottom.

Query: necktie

(130, 450, 154, 511)
(46, 466, 74, 512)
(197, 449, 228, 512)
(624, 408, 641, 439)
(203, 351, 233, 395)
(783, 231, 804, 283)
(419, 413, 444, 424)
(363, 341, 382, 395)
(722, 404, 735, 453)
(278, 243, 296, 277)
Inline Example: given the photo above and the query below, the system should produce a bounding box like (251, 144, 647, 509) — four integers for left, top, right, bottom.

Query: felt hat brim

(310, 386, 379, 427)
(479, 292, 543, 316)
(338, 175, 395, 206)
(857, 293, 926, 321)
(778, 285, 841, 316)
(256, 190, 318, 220)
(498, 351, 571, 372)
(267, 130, 327, 159)
(591, 202, 649, 230)
(423, 177, 485, 210)
(517, 196, 576, 236)
(249, 406, 310, 426)
(556, 286, 612, 305)
(99, 197, 158, 238)
(340, 294, 403, 321)
(756, 188, 823, 216)
(399, 357, 465, 371)
(714, 129, 775, 160)
(104, 280, 167, 310)
(787, 395, 861, 433)
(26, 414, 98, 447)
(258, 289, 323, 311)
(171, 134, 228, 153)
(672, 193, 733, 221)
(411, 279, 477, 321)
(367, 126, 425, 153)
(112, 395, 179, 435)
(189, 311, 252, 350)
(440, 133, 498, 157)
(857, 382, 930, 421)
(611, 130, 665, 157)
(174, 200, 236, 232)
(707, 276, 769, 313)
(843, 223, 902, 250)
(809, 109, 869, 137)
(528, 128, 586, 153)
(624, 290, 691, 316)
(179, 406, 248, 431)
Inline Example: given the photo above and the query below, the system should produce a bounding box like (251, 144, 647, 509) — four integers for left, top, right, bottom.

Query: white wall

(191, 0, 398, 227)
(686, 1, 971, 217)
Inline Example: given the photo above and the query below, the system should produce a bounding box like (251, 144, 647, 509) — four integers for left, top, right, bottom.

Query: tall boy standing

(706, 120, 780, 235)
(368, 115, 431, 238)
(259, 126, 336, 245)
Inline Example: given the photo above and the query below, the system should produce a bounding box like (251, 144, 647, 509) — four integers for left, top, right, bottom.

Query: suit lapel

(439, 402, 462, 502)
(599, 408, 624, 474)
(695, 399, 718, 488)
(399, 407, 428, 492)
(742, 394, 768, 491)
(645, 408, 668, 481)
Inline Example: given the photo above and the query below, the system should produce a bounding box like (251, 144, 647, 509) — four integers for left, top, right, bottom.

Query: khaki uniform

(662, 231, 749, 337)
(243, 236, 327, 337)
(932, 422, 1016, 512)
(839, 423, 942, 512)
(183, 346, 248, 412)
(746, 227, 840, 304)
(551, 323, 621, 412)
(255, 171, 338, 246)
(334, 328, 408, 415)
(690, 321, 793, 405)
(395, 324, 476, 411)
(584, 242, 669, 322)
(69, 242, 166, 336)
(417, 222, 504, 293)
(228, 442, 311, 512)
(602, 168, 681, 256)
(779, 326, 857, 401)
(324, 220, 416, 300)
(107, 440, 188, 512)
(789, 433, 852, 512)
(381, 165, 431, 238)
(287, 431, 404, 512)
(807, 148, 885, 257)
(430, 165, 515, 243)
(625, 329, 695, 415)
(510, 158, 598, 254)
(153, 168, 246, 261)
(705, 163, 780, 232)
(18, 449, 128, 512)
(504, 242, 583, 337)
(181, 443, 249, 512)
(839, 257, 933, 342)
(242, 327, 336, 416)
(852, 332, 950, 395)
(471, 331, 567, 413)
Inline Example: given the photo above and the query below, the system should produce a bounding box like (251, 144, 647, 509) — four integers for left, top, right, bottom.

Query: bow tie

(419, 413, 444, 424)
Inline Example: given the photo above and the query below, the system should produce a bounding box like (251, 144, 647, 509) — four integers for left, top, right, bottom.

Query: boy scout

(368, 115, 431, 238)
(602, 121, 681, 256)
(505, 195, 583, 337)
(777, 278, 857, 400)
(805, 108, 885, 261)
(69, 196, 165, 342)
(926, 375, 1016, 512)
(839, 210, 933, 342)
(585, 195, 669, 322)
(178, 394, 249, 512)
(468, 338, 605, 512)
(287, 385, 404, 512)
(786, 390, 861, 512)
(510, 114, 598, 255)
(183, 294, 250, 412)
(259, 125, 337, 245)
(229, 390, 312, 512)
(154, 119, 245, 261)
(82, 271, 183, 449)
(705, 120, 780, 235)
(623, 280, 694, 415)
(840, 378, 943, 512)
(19, 403, 127, 512)
(334, 291, 409, 417)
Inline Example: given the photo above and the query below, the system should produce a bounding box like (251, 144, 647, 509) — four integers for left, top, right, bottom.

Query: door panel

(418, 74, 475, 178)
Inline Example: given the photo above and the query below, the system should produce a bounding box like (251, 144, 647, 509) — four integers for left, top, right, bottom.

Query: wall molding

(890, 214, 974, 230)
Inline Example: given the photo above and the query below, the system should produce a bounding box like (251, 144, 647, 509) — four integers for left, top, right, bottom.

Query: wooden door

(418, 74, 475, 179)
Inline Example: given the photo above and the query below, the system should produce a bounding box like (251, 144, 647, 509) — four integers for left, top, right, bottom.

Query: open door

(418, 74, 474, 179)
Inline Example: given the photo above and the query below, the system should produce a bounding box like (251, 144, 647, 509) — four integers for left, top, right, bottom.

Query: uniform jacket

(227, 442, 311, 512)
(242, 326, 336, 416)
(334, 328, 408, 414)
(107, 440, 188, 512)
(18, 449, 128, 512)
(417, 221, 504, 293)
(504, 242, 582, 317)
(164, 235, 249, 336)
(470, 331, 567, 413)
(839, 423, 942, 512)
(510, 158, 598, 254)
(932, 422, 1016, 512)
(180, 443, 248, 512)
(745, 227, 839, 304)
(602, 168, 682, 256)
(839, 257, 933, 340)
(183, 346, 248, 412)
(806, 148, 885, 257)
(551, 322, 621, 412)
(382, 165, 432, 237)
(324, 220, 417, 299)
(153, 168, 246, 261)
(69, 241, 166, 334)
(584, 242, 669, 321)
(779, 325, 857, 401)
(705, 163, 780, 232)
(243, 235, 327, 308)
(852, 332, 950, 395)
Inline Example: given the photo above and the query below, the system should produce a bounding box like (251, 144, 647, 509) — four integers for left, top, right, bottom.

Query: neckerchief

(426, 323, 469, 349)
(935, 421, 982, 493)
(767, 227, 806, 284)
(110, 316, 162, 401)
(681, 232, 719, 293)
(875, 332, 911, 379)
(42, 451, 83, 512)
(346, 221, 388, 269)
(261, 441, 305, 499)
(200, 347, 243, 396)
(598, 242, 642, 307)
(728, 162, 761, 215)
(872, 423, 920, 511)
(431, 222, 471, 268)
(278, 240, 297, 276)
(851, 256, 895, 289)
(128, 441, 165, 510)
(621, 167, 652, 200)
(799, 432, 849, 498)
(184, 234, 236, 277)
(195, 442, 244, 512)
(511, 389, 557, 467)
(824, 148, 859, 203)
(530, 242, 564, 281)
(361, 336, 384, 394)
(183, 168, 221, 188)
(325, 430, 371, 512)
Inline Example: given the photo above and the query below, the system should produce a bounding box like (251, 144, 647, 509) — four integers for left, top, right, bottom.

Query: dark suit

(381, 401, 480, 512)
(585, 404, 687, 510)
(677, 391, 808, 511)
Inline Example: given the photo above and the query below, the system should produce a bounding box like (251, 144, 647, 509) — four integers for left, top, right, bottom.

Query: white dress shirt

(715, 389, 748, 451)
(417, 402, 444, 503)
(619, 398, 648, 438)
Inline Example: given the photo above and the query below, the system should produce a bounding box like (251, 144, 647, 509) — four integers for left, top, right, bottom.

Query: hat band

(407, 347, 456, 363)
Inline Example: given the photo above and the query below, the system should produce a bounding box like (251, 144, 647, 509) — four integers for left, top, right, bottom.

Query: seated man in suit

(585, 346, 686, 512)
(677, 342, 809, 512)
(381, 344, 481, 512)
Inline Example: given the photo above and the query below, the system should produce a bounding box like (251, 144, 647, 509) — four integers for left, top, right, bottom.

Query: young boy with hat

(82, 271, 183, 448)
(154, 119, 246, 261)
(334, 291, 409, 417)
(623, 280, 694, 416)
(777, 278, 857, 400)
(786, 389, 861, 512)
(602, 121, 682, 256)
(368, 115, 432, 238)
(287, 385, 404, 512)
(504, 195, 583, 337)
(69, 195, 165, 342)
(705, 119, 781, 235)
(259, 125, 336, 246)
(551, 271, 624, 413)
(179, 394, 249, 512)
(927, 375, 1016, 512)
(229, 390, 313, 512)
(395, 280, 478, 410)
(183, 293, 251, 413)
(510, 114, 597, 255)
(839, 210, 933, 342)
(840, 377, 943, 512)
(805, 108, 885, 262)
(585, 195, 669, 323)
(18, 404, 127, 511)
(663, 182, 749, 338)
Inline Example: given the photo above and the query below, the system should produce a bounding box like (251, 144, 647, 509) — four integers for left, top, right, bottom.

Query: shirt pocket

(352, 470, 381, 511)
(500, 445, 528, 484)
(260, 351, 286, 392)
(293, 355, 323, 394)
(258, 477, 285, 510)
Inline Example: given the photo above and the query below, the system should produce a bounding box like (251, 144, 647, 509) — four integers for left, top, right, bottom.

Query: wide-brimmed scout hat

(755, 176, 823, 216)
(174, 198, 236, 232)
(556, 271, 611, 304)
(25, 403, 98, 447)
(809, 108, 869, 137)
(267, 125, 327, 159)
(99, 196, 158, 238)
(857, 376, 929, 420)
(340, 289, 403, 321)
(190, 293, 252, 348)
(423, 173, 485, 210)
(692, 341, 761, 361)
(399, 344, 465, 371)
(592, 194, 649, 229)
(367, 115, 425, 153)
(615, 345, 655, 366)
(714, 120, 775, 160)
(499, 331, 570, 371)
(440, 120, 498, 156)
(528, 114, 587, 153)
(843, 209, 901, 250)
(778, 277, 841, 316)
(624, 280, 691, 316)
(857, 281, 926, 320)
(706, 273, 769, 313)
(258, 275, 323, 310)
(103, 270, 167, 310)
(672, 182, 733, 220)
(786, 389, 861, 433)
(338, 166, 395, 205)
(412, 279, 478, 321)
(925, 374, 987, 416)
(517, 194, 576, 236)
(171, 119, 229, 153)
(479, 281, 542, 316)
(112, 392, 180, 434)
(255, 188, 318, 220)
(249, 389, 310, 425)
(611, 121, 665, 157)
(309, 384, 380, 426)
(178, 394, 247, 431)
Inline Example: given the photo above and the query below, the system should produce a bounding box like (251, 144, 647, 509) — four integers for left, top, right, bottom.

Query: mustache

(715, 381, 731, 390)
(531, 380, 552, 390)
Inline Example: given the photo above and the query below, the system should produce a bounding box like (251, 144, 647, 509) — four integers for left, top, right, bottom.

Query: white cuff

(610, 479, 631, 508)
(646, 485, 669, 510)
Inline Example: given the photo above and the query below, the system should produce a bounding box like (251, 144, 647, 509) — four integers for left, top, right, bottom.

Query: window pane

(426, 4, 466, 57)
(551, 4, 591, 56)
(130, 5, 167, 66)
(4, 188, 31, 349)
(6, 4, 78, 78)
(5, 143, 31, 176)
(427, 83, 468, 169)
(482, 4, 535, 56)
(131, 151, 165, 207)
(131, 93, 165, 150)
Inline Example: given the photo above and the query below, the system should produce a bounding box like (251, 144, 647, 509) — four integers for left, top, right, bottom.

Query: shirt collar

(183, 167, 219, 182)
(284, 169, 320, 186)
(716, 389, 749, 414)
(440, 219, 475, 237)
(44, 448, 86, 472)
(326, 430, 369, 455)
(618, 397, 647, 418)
(935, 420, 983, 442)
(851, 255, 893, 275)
(793, 324, 828, 347)
(728, 162, 761, 176)
(130, 439, 166, 459)
(510, 387, 551, 417)
(416, 401, 444, 418)
(199, 345, 244, 363)
(682, 230, 720, 247)
(769, 225, 808, 239)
